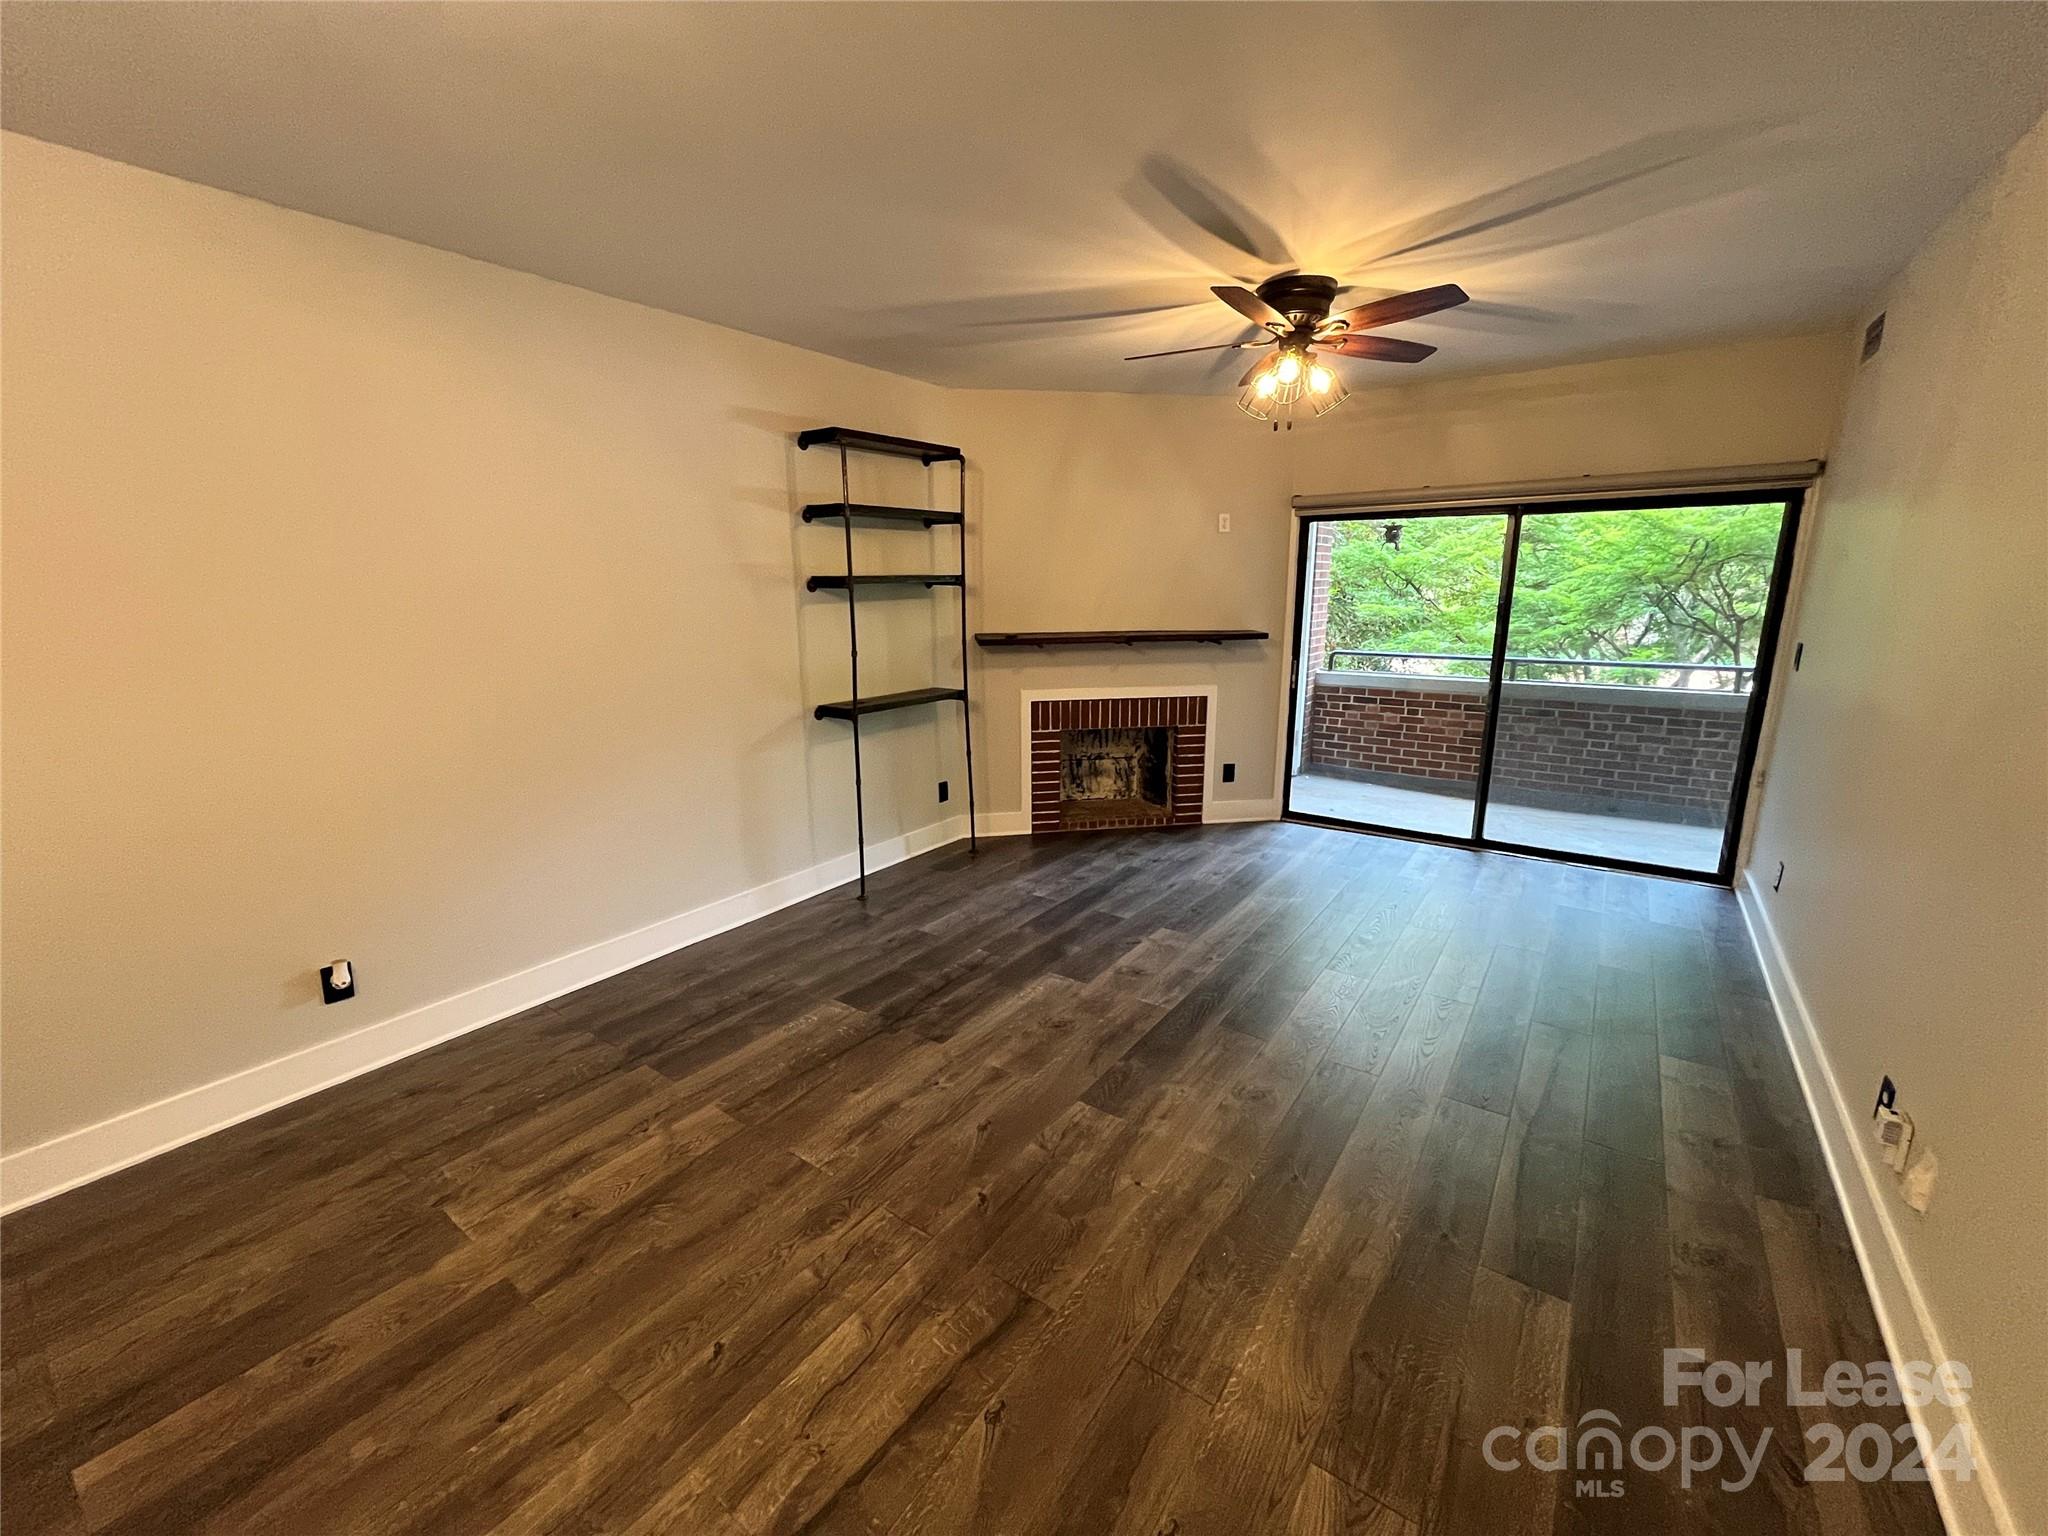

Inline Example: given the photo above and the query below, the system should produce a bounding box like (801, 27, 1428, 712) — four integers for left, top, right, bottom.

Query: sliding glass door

(1289, 513, 1507, 839)
(1284, 491, 1801, 882)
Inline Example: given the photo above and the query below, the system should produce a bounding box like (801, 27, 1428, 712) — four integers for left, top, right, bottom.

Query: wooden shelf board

(795, 427, 963, 464)
(801, 502, 963, 527)
(808, 573, 962, 592)
(974, 629, 1268, 648)
(813, 686, 968, 721)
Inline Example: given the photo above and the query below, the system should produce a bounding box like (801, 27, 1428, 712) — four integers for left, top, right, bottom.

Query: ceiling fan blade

(1319, 335, 1437, 363)
(1321, 284, 1470, 334)
(1212, 285, 1290, 333)
(1124, 340, 1265, 361)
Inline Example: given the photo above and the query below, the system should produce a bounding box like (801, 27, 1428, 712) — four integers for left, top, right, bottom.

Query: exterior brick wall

(1491, 693, 1743, 816)
(1303, 524, 1337, 674)
(1031, 694, 1207, 833)
(1303, 675, 1746, 818)
(1306, 683, 1486, 783)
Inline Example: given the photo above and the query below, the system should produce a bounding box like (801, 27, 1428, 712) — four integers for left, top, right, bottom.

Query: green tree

(1325, 515, 1503, 676)
(1323, 503, 1783, 688)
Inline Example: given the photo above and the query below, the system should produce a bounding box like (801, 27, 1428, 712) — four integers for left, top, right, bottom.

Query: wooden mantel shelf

(974, 629, 1269, 649)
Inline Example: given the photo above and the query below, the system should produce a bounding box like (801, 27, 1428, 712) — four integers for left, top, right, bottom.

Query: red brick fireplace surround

(1030, 694, 1208, 833)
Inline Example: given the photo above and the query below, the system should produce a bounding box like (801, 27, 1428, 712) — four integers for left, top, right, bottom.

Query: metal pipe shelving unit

(797, 426, 976, 900)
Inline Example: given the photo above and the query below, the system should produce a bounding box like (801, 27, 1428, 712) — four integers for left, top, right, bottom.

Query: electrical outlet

(1773, 861, 1785, 891)
(938, 780, 949, 803)
(1873, 1075, 1896, 1118)
(1876, 1107, 1914, 1171)
(1217, 514, 1232, 534)
(1222, 762, 1237, 783)
(320, 961, 356, 1005)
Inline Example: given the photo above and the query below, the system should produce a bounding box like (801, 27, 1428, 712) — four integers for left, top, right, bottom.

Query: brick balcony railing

(1301, 669, 1748, 823)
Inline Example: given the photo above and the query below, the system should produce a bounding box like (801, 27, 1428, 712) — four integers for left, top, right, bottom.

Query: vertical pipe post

(840, 444, 867, 899)
(956, 458, 977, 853)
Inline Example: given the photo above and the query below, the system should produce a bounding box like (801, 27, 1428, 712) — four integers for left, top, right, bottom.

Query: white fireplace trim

(1018, 685, 1218, 828)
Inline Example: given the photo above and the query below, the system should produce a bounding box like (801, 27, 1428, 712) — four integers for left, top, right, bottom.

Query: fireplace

(1029, 693, 1208, 833)
(1062, 727, 1174, 825)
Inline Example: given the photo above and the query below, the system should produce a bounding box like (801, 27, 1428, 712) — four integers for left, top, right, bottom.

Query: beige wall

(0, 133, 1872, 1192)
(951, 335, 1848, 823)
(1, 134, 966, 1153)
(1747, 119, 2048, 1532)
(949, 390, 1293, 816)
(1287, 330, 1849, 494)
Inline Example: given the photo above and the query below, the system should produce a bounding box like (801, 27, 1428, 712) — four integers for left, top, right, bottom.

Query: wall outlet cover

(938, 780, 949, 803)
(1875, 1107, 1914, 1172)
(319, 962, 356, 1005)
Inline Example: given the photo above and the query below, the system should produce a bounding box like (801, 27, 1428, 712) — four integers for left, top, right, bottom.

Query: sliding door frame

(1280, 486, 1807, 886)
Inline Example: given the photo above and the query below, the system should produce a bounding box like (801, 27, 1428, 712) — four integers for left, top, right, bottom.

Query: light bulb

(1275, 353, 1302, 385)
(1255, 372, 1279, 398)
(1309, 365, 1334, 395)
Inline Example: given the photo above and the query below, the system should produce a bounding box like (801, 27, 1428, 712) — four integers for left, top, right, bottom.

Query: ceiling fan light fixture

(1237, 344, 1347, 422)
(1258, 345, 1310, 406)
(1131, 276, 1465, 426)
(1306, 364, 1347, 417)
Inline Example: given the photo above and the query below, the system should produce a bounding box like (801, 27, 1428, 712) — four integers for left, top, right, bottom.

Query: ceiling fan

(1125, 274, 1469, 424)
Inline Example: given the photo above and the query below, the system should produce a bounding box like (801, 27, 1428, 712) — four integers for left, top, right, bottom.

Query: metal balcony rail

(1324, 649, 1754, 690)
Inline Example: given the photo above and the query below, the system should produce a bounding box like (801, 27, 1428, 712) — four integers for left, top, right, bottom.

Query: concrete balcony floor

(1288, 771, 1725, 872)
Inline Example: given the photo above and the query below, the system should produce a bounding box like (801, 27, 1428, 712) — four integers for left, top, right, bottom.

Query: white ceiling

(6, 2, 2045, 393)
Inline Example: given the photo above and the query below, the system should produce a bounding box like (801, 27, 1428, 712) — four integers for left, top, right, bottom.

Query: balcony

(1295, 651, 1751, 868)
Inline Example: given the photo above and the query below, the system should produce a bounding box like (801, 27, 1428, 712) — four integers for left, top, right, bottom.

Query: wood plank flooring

(0, 823, 1945, 1535)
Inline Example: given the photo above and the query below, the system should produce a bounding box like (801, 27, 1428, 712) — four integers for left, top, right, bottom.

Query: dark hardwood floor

(0, 822, 1943, 1535)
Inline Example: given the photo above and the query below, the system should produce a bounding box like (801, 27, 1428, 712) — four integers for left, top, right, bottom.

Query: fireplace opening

(1029, 694, 1206, 834)
(1061, 727, 1174, 824)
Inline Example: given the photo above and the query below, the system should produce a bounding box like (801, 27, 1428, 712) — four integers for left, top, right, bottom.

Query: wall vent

(1861, 312, 1886, 363)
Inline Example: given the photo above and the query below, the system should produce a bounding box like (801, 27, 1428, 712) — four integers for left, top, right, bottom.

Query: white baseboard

(0, 815, 973, 1216)
(1, 795, 1282, 1214)
(1735, 873, 2010, 1536)
(1206, 795, 1282, 824)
